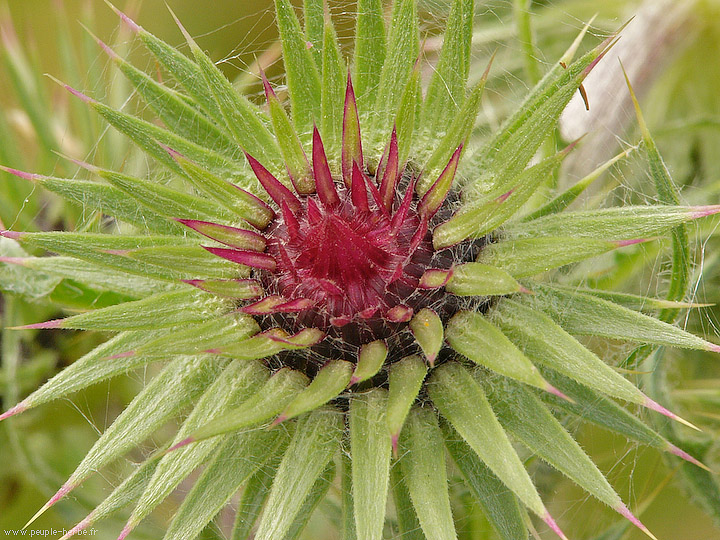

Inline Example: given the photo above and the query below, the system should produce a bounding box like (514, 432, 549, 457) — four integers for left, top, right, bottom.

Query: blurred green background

(2, 1, 720, 539)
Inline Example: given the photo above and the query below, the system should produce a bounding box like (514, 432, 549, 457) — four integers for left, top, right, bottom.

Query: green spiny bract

(0, 1, 718, 539)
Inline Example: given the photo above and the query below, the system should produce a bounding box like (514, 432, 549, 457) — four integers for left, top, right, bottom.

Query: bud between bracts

(1, 2, 719, 540)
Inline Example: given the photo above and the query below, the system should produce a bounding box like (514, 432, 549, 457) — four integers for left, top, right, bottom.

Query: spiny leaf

(350, 389, 392, 540)
(399, 407, 458, 540)
(19, 289, 228, 331)
(528, 285, 720, 352)
(446, 262, 523, 295)
(276, 360, 353, 423)
(320, 20, 346, 167)
(387, 355, 427, 453)
(485, 378, 631, 515)
(95, 31, 239, 157)
(164, 427, 289, 540)
(86, 165, 237, 224)
(184, 368, 309, 443)
(126, 361, 270, 534)
(442, 421, 528, 540)
(0, 168, 178, 234)
(420, 0, 474, 142)
(372, 0, 418, 151)
(274, 0, 322, 139)
(446, 311, 560, 395)
(478, 237, 643, 278)
(172, 11, 282, 168)
(523, 147, 635, 221)
(35, 356, 225, 521)
(353, 0, 386, 112)
(429, 363, 549, 520)
(134, 315, 259, 358)
(434, 148, 569, 248)
(506, 205, 720, 240)
(254, 407, 343, 540)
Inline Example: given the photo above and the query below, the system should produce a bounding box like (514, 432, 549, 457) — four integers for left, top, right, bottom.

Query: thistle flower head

(1, 2, 719, 540)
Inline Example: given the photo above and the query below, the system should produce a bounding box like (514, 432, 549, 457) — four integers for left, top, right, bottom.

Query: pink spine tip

(11, 319, 64, 330)
(167, 437, 194, 453)
(0, 230, 23, 240)
(305, 40, 313, 49)
(95, 36, 119, 59)
(617, 505, 658, 540)
(496, 190, 513, 203)
(105, 350, 136, 360)
(691, 205, 720, 219)
(58, 517, 91, 540)
(102, 249, 131, 256)
(0, 166, 38, 181)
(0, 256, 27, 266)
(386, 305, 414, 323)
(425, 354, 436, 368)
(542, 511, 569, 540)
(546, 385, 575, 404)
(707, 343, 720, 353)
(644, 397, 701, 432)
(0, 402, 28, 422)
(111, 5, 141, 33)
(667, 444, 712, 472)
(348, 375, 361, 387)
(116, 523, 135, 540)
(272, 414, 288, 426)
(259, 66, 277, 102)
(518, 285, 534, 294)
(615, 238, 648, 247)
(161, 144, 183, 160)
(391, 433, 399, 457)
(65, 85, 95, 104)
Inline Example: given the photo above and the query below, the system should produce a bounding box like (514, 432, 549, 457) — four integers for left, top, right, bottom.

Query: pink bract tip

(348, 375, 360, 387)
(24, 481, 74, 529)
(644, 397, 701, 431)
(12, 319, 64, 330)
(708, 343, 720, 353)
(0, 256, 27, 266)
(94, 35, 119, 60)
(0, 166, 37, 181)
(615, 238, 649, 247)
(65, 84, 95, 104)
(542, 511, 569, 540)
(518, 285, 534, 295)
(546, 384, 575, 404)
(391, 433, 399, 457)
(58, 517, 91, 540)
(668, 444, 712, 472)
(105, 350, 136, 360)
(0, 401, 28, 422)
(167, 437, 194, 453)
(116, 523, 134, 540)
(496, 189, 514, 203)
(617, 505, 658, 540)
(691, 205, 720, 219)
(108, 3, 141, 33)
(0, 230, 23, 240)
(271, 414, 288, 427)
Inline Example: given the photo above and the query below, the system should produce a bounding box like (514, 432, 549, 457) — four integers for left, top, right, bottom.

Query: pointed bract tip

(167, 437, 194, 453)
(542, 511, 569, 540)
(481, 49, 498, 81)
(89, 31, 118, 60)
(496, 189, 514, 203)
(615, 238, 650, 247)
(617, 505, 658, 540)
(709, 343, 720, 353)
(561, 134, 586, 155)
(116, 522, 135, 540)
(692, 205, 720, 219)
(271, 414, 288, 427)
(159, 143, 183, 161)
(0, 402, 28, 422)
(10, 319, 64, 330)
(644, 397, 702, 432)
(64, 84, 95, 104)
(391, 433, 399, 457)
(66, 156, 99, 172)
(0, 166, 39, 181)
(546, 384, 575, 404)
(667, 444, 712, 472)
(104, 0, 140, 32)
(0, 230, 23, 240)
(105, 350, 136, 360)
(58, 517, 91, 540)
(24, 483, 73, 530)
(348, 375, 360, 387)
(258, 65, 277, 102)
(518, 285, 534, 295)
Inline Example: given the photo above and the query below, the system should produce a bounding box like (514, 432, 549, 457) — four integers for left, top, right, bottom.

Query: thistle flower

(1, 1, 719, 539)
